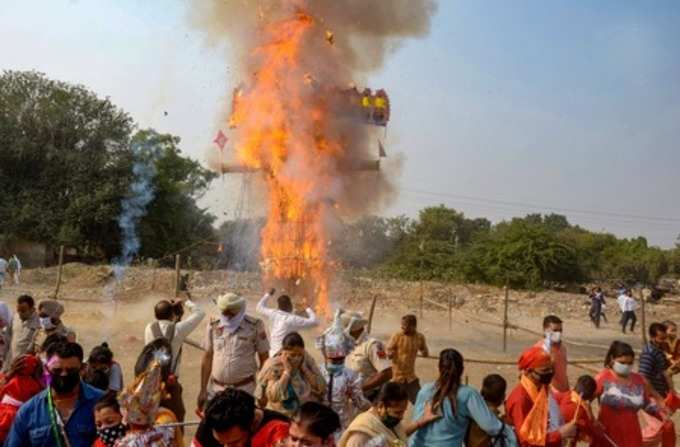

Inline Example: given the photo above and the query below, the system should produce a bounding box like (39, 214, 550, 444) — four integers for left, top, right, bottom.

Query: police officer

(198, 293, 269, 409)
(344, 312, 392, 401)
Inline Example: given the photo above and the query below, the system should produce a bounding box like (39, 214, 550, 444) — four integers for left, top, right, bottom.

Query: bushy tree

(0, 70, 134, 257)
(132, 129, 217, 261)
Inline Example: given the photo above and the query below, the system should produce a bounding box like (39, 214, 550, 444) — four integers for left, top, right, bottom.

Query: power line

(400, 186, 680, 224)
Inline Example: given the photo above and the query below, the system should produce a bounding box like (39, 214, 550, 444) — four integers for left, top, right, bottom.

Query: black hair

(481, 374, 507, 406)
(376, 382, 408, 406)
(293, 402, 340, 441)
(402, 314, 417, 326)
(89, 343, 114, 365)
(662, 320, 677, 329)
(154, 300, 174, 321)
(204, 388, 256, 433)
(43, 334, 69, 357)
(277, 295, 293, 311)
(84, 366, 110, 391)
(52, 342, 84, 362)
(575, 375, 597, 401)
(649, 322, 667, 338)
(431, 349, 464, 414)
(17, 295, 34, 308)
(604, 340, 635, 367)
(543, 315, 563, 329)
(282, 332, 305, 350)
(95, 390, 120, 413)
(135, 338, 172, 381)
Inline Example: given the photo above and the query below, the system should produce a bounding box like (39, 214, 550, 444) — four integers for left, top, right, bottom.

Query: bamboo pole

(503, 284, 509, 352)
(174, 254, 181, 298)
(640, 288, 647, 345)
(448, 295, 453, 332)
(367, 295, 378, 334)
(54, 245, 65, 300)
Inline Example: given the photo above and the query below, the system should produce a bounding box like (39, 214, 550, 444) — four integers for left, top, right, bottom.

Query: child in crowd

(317, 311, 371, 432)
(88, 342, 124, 392)
(94, 391, 127, 447)
(558, 375, 605, 445)
(466, 374, 508, 447)
(118, 350, 179, 447)
(0, 355, 43, 443)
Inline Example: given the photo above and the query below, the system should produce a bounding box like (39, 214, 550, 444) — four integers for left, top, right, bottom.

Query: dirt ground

(3, 264, 680, 443)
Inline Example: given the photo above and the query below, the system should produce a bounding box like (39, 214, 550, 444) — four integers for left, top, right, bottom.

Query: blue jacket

(5, 382, 104, 447)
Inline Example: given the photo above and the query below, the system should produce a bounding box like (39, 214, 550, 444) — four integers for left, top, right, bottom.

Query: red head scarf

(517, 346, 552, 371)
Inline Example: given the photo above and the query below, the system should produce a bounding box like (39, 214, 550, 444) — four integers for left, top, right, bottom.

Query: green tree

(460, 219, 580, 289)
(132, 129, 218, 261)
(0, 70, 134, 257)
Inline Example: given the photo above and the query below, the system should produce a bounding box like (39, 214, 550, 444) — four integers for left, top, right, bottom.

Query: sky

(2, 0, 680, 247)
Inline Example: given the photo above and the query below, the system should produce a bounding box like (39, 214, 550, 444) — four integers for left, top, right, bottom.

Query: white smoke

(112, 148, 160, 282)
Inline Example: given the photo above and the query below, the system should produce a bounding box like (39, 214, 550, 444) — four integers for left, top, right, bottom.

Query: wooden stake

(174, 254, 181, 298)
(448, 295, 453, 332)
(503, 284, 509, 352)
(367, 295, 378, 334)
(640, 288, 647, 345)
(54, 245, 65, 300)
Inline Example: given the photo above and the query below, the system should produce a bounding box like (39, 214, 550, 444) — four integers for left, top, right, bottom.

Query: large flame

(229, 12, 337, 315)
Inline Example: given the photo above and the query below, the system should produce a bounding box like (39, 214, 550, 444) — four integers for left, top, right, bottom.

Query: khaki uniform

(347, 338, 391, 385)
(204, 315, 269, 396)
(33, 324, 76, 353)
(14, 313, 40, 357)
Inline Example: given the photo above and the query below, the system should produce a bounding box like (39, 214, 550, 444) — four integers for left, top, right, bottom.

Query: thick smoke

(190, 0, 436, 288)
(191, 0, 437, 72)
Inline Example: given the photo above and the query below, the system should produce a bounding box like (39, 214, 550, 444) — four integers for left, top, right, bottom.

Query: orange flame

(229, 12, 338, 315)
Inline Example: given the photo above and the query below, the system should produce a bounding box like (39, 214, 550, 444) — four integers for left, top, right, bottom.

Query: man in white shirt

(144, 298, 205, 375)
(617, 289, 638, 334)
(256, 288, 319, 356)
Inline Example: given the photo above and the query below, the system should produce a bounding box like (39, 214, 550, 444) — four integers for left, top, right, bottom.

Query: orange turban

(517, 346, 552, 371)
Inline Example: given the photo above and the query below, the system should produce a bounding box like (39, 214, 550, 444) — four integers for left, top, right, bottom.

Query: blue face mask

(326, 363, 344, 375)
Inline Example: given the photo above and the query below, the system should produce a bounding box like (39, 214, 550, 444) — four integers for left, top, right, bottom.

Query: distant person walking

(6, 255, 21, 286)
(0, 257, 7, 289)
(589, 287, 607, 328)
(256, 288, 318, 357)
(618, 289, 638, 334)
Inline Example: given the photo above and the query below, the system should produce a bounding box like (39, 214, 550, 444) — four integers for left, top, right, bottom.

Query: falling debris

(190, 0, 437, 314)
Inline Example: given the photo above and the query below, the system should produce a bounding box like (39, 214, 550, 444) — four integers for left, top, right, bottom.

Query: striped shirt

(639, 343, 669, 397)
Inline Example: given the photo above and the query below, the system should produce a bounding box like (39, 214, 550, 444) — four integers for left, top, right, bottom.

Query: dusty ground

(3, 264, 680, 443)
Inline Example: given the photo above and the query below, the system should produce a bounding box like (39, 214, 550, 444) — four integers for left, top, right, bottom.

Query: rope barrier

(423, 355, 602, 366)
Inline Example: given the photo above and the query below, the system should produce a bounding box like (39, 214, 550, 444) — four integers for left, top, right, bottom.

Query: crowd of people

(0, 287, 677, 446)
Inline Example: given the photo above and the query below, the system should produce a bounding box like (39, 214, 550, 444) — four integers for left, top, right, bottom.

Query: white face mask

(545, 331, 562, 344)
(613, 361, 633, 377)
(40, 317, 56, 330)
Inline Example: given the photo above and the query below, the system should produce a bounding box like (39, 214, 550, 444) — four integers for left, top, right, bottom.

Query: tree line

(0, 70, 216, 263)
(2, 70, 677, 289)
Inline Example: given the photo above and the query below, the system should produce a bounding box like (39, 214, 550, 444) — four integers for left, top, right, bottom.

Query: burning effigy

(193, 0, 437, 315)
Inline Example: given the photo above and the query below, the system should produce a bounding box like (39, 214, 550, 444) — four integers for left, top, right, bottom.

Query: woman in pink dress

(593, 341, 666, 447)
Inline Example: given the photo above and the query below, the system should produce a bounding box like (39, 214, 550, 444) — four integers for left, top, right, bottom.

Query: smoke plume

(112, 152, 159, 282)
(190, 0, 437, 311)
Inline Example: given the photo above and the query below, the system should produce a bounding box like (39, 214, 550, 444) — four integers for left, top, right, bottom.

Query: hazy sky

(2, 1, 680, 247)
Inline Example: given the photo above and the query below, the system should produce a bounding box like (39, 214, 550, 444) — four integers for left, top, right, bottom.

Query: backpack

(148, 322, 182, 375)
